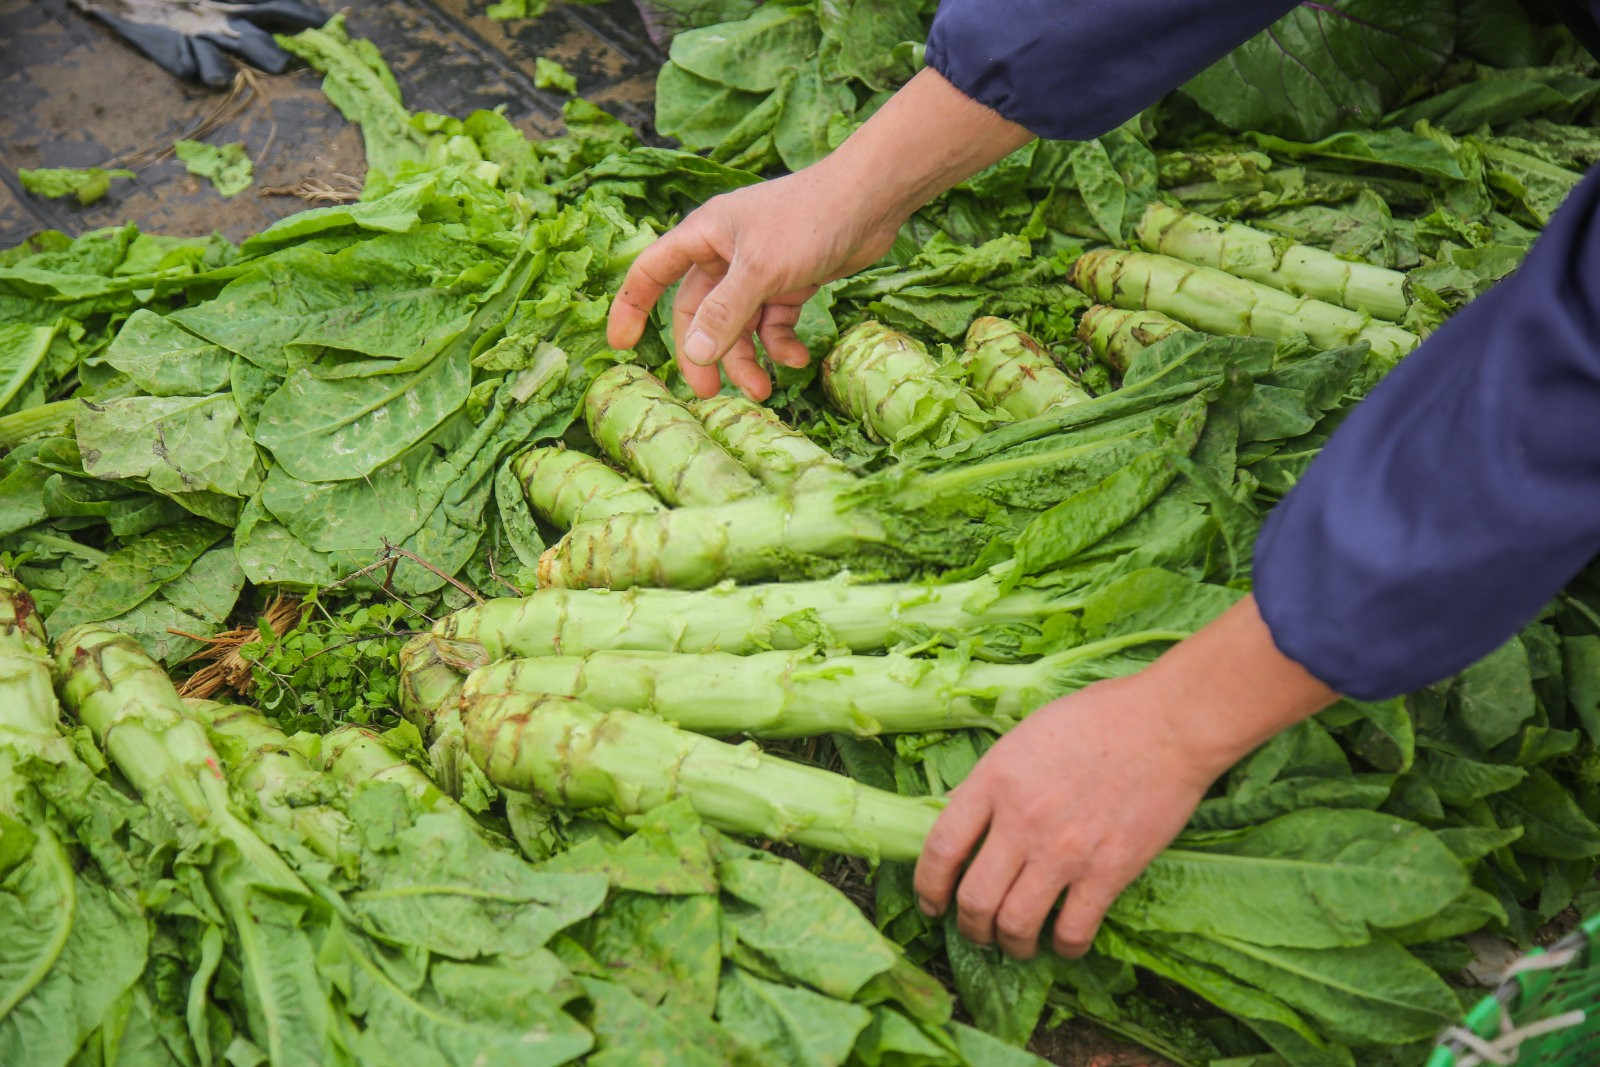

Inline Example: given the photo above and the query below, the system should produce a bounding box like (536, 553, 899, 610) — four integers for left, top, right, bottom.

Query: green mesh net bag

(1429, 913, 1600, 1066)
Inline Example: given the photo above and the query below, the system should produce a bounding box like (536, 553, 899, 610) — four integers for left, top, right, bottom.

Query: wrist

(812, 67, 1034, 235)
(1143, 595, 1339, 782)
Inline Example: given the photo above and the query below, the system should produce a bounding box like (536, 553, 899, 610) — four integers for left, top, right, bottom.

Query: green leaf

(714, 968, 872, 1067)
(45, 519, 226, 632)
(1069, 139, 1127, 244)
(94, 309, 235, 397)
(534, 57, 578, 94)
(77, 394, 262, 501)
(943, 919, 1051, 1047)
(1246, 129, 1467, 181)
(1453, 637, 1536, 750)
(1126, 809, 1468, 949)
(0, 323, 57, 412)
(1180, 0, 1454, 139)
(173, 141, 254, 197)
(18, 167, 134, 206)
(1157, 933, 1457, 1045)
(716, 840, 899, 1000)
(773, 64, 854, 171)
(669, 4, 820, 92)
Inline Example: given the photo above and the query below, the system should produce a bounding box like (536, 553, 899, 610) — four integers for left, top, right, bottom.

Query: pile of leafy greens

(5, 1, 1600, 1064)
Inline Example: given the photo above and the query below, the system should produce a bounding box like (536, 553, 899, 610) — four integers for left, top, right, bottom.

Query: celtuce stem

(511, 446, 664, 529)
(1136, 202, 1410, 322)
(458, 693, 943, 862)
(1068, 249, 1418, 365)
(1078, 305, 1190, 374)
(585, 363, 762, 506)
(692, 394, 856, 493)
(960, 316, 1089, 418)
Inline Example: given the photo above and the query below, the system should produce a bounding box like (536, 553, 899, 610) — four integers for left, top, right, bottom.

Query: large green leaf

(77, 394, 262, 501)
(1181, 0, 1455, 139)
(669, 3, 820, 92)
(1118, 809, 1467, 948)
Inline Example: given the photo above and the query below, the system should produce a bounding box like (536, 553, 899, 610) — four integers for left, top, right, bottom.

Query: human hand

(913, 596, 1338, 959)
(605, 162, 903, 401)
(606, 67, 1035, 400)
(913, 675, 1220, 960)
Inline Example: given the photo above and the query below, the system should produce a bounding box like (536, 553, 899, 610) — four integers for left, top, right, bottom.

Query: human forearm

(811, 67, 1033, 235)
(1143, 595, 1338, 781)
(1255, 163, 1600, 700)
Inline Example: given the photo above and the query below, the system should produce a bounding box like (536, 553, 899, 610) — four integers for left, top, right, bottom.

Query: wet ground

(0, 0, 663, 246)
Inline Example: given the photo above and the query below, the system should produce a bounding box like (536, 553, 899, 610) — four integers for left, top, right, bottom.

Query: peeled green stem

(459, 693, 943, 862)
(1078, 306, 1190, 374)
(822, 320, 992, 447)
(460, 631, 1184, 738)
(0, 571, 77, 1022)
(0, 399, 77, 449)
(431, 570, 1071, 662)
(0, 570, 58, 740)
(692, 394, 856, 493)
(539, 393, 1207, 591)
(585, 363, 762, 506)
(1136, 202, 1410, 322)
(511, 446, 664, 530)
(1069, 249, 1418, 364)
(538, 485, 889, 590)
(188, 702, 354, 861)
(960, 316, 1089, 418)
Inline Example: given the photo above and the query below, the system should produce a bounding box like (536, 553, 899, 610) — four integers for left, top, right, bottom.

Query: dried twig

(107, 70, 258, 171)
(258, 173, 363, 204)
(379, 541, 485, 605)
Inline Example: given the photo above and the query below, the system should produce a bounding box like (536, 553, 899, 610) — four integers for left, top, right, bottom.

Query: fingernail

(684, 330, 715, 365)
(918, 898, 938, 917)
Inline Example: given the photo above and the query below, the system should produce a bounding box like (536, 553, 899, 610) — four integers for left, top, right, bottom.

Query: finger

(1052, 877, 1121, 959)
(684, 257, 776, 367)
(723, 336, 771, 402)
(914, 786, 993, 917)
(672, 267, 723, 398)
(994, 862, 1072, 960)
(609, 226, 722, 350)
(757, 304, 811, 369)
(954, 831, 1026, 947)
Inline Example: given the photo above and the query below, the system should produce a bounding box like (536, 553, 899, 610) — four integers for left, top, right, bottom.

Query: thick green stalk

(0, 571, 77, 1025)
(1078, 305, 1190, 374)
(55, 626, 332, 1065)
(0, 570, 58, 741)
(188, 702, 355, 861)
(539, 391, 1209, 590)
(538, 485, 891, 589)
(0, 399, 77, 449)
(1136, 202, 1409, 322)
(511, 446, 664, 530)
(960, 316, 1089, 418)
(319, 726, 469, 819)
(397, 633, 483, 729)
(458, 693, 943, 862)
(822, 321, 992, 447)
(692, 394, 856, 493)
(431, 570, 1073, 662)
(1068, 249, 1418, 364)
(460, 631, 1185, 738)
(585, 363, 762, 506)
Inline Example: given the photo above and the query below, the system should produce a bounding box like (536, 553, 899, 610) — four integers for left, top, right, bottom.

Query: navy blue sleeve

(924, 0, 1296, 140)
(1254, 164, 1600, 701)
